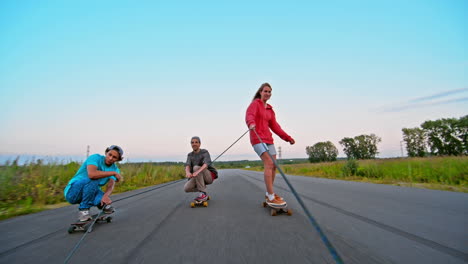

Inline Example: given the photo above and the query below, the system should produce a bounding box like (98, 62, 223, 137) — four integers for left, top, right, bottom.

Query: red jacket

(245, 99, 293, 146)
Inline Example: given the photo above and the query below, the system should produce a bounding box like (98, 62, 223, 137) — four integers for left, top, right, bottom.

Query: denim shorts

(253, 143, 277, 157)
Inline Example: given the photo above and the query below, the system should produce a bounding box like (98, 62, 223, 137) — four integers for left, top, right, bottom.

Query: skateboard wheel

(106, 217, 112, 223)
(207, 196, 210, 201)
(262, 202, 267, 208)
(270, 209, 277, 216)
(203, 201, 208, 207)
(190, 202, 195, 208)
(287, 209, 293, 216)
(68, 226, 76, 234)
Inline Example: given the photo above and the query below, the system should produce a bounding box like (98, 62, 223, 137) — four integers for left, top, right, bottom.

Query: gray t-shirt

(185, 149, 218, 179)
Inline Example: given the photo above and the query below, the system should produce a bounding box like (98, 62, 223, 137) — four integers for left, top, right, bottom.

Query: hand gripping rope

(252, 129, 345, 264)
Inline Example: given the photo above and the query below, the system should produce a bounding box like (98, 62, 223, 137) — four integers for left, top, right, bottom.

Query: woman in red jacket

(245, 83, 295, 207)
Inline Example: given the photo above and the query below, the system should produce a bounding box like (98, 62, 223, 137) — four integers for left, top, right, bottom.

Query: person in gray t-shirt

(184, 136, 218, 201)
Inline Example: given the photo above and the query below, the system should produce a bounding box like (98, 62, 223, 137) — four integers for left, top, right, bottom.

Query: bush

(342, 159, 359, 176)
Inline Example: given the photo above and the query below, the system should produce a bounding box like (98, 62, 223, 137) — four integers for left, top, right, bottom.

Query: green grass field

(249, 156, 468, 192)
(0, 160, 184, 220)
(1, 156, 466, 220)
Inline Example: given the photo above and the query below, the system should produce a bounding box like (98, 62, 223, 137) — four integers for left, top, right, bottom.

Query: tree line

(402, 115, 467, 157)
(306, 115, 467, 162)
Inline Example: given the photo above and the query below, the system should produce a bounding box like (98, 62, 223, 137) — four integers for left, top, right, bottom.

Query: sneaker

(78, 210, 91, 222)
(102, 204, 115, 214)
(266, 197, 286, 208)
(195, 193, 208, 202)
(265, 194, 284, 201)
(275, 194, 284, 201)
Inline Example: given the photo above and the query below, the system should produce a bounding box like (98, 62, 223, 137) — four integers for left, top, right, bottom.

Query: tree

(339, 137, 357, 159)
(459, 115, 468, 155)
(306, 141, 338, 163)
(402, 127, 427, 157)
(421, 115, 467, 156)
(339, 134, 381, 159)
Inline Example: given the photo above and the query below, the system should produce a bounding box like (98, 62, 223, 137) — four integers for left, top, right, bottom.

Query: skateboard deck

(262, 201, 292, 216)
(68, 213, 113, 234)
(190, 196, 211, 208)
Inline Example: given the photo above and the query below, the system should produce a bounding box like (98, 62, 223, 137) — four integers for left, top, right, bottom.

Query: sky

(0, 0, 467, 164)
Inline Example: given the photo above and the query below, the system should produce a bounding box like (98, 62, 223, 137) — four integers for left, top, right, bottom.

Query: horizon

(0, 152, 403, 166)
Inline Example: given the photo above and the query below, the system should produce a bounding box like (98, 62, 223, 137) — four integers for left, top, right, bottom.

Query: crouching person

(64, 145, 124, 222)
(184, 136, 218, 202)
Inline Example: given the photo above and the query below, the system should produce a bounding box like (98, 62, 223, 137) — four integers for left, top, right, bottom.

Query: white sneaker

(103, 205, 115, 214)
(78, 210, 91, 222)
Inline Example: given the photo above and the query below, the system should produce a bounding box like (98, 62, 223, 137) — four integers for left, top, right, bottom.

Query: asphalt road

(0, 169, 467, 264)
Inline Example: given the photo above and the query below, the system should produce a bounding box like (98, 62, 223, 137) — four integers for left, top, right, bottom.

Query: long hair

(252, 83, 272, 101)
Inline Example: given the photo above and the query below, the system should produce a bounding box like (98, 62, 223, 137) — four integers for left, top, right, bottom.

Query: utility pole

(400, 141, 404, 157)
(86, 145, 90, 158)
(278, 146, 282, 159)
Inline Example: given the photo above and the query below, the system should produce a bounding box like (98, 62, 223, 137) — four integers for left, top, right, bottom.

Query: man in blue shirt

(64, 145, 124, 221)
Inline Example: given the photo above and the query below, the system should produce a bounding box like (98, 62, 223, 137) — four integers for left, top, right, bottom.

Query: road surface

(1, 169, 467, 264)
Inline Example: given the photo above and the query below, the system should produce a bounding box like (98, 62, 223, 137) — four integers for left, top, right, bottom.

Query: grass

(1, 156, 466, 220)
(249, 156, 468, 192)
(0, 159, 184, 220)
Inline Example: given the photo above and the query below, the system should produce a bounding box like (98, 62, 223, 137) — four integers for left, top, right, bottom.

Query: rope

(64, 209, 105, 264)
(64, 129, 249, 263)
(252, 129, 344, 264)
(64, 179, 184, 263)
(210, 129, 250, 165)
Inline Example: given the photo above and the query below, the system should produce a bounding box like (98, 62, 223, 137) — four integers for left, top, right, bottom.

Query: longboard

(68, 213, 113, 234)
(262, 201, 292, 216)
(190, 196, 211, 208)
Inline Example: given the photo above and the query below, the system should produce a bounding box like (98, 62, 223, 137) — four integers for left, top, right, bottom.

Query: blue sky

(0, 0, 467, 163)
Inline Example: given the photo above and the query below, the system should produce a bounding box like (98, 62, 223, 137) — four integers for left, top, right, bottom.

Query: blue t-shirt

(64, 154, 119, 196)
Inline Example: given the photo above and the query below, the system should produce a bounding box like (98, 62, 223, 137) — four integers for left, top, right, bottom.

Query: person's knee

(264, 160, 275, 170)
(184, 182, 194, 192)
(205, 177, 213, 185)
(65, 193, 79, 204)
(65, 186, 82, 204)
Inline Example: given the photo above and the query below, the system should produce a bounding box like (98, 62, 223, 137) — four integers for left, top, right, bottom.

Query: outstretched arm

(269, 112, 295, 145)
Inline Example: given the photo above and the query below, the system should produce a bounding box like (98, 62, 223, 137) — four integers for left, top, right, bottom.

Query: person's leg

(254, 143, 285, 206)
(199, 167, 213, 186)
(270, 154, 277, 184)
(79, 180, 101, 210)
(94, 189, 107, 209)
(264, 144, 278, 184)
(65, 181, 85, 205)
(260, 152, 275, 195)
(190, 166, 212, 202)
(184, 178, 198, 192)
(65, 179, 97, 221)
(193, 165, 212, 193)
(269, 154, 285, 200)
